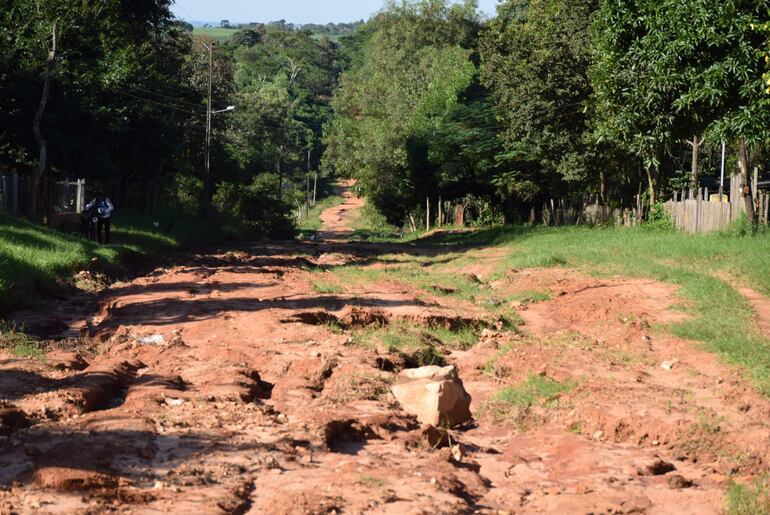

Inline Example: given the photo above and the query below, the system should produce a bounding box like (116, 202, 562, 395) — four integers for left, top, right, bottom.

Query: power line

(107, 87, 203, 115)
(128, 84, 205, 109)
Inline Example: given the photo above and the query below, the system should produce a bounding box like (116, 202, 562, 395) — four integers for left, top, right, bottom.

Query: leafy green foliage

(324, 0, 480, 224)
(480, 0, 599, 190)
(212, 176, 296, 239)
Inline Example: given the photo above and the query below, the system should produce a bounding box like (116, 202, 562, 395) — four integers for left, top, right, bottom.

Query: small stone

(164, 398, 184, 407)
(592, 431, 604, 441)
(450, 444, 466, 462)
(430, 477, 438, 486)
(661, 359, 679, 371)
(153, 481, 165, 490)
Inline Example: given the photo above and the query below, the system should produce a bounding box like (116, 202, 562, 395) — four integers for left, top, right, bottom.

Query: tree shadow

(94, 294, 428, 331)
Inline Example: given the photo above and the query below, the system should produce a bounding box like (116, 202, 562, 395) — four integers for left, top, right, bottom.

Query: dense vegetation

(324, 0, 770, 226)
(0, 0, 344, 237)
(2, 0, 770, 235)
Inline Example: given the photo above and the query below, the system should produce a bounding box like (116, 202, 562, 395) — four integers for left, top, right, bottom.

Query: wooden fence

(664, 174, 769, 233)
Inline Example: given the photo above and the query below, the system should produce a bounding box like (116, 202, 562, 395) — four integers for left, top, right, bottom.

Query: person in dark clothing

(84, 192, 114, 244)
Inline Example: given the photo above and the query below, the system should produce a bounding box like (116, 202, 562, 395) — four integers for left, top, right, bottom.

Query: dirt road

(317, 181, 365, 241)
(2, 203, 770, 513)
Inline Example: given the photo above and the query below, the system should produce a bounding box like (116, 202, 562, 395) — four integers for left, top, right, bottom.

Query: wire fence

(0, 173, 86, 217)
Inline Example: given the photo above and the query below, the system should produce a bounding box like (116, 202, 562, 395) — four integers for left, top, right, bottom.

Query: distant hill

(191, 20, 364, 42)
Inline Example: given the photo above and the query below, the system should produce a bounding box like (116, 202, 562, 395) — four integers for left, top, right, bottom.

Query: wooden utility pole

(313, 171, 317, 206)
(31, 21, 57, 219)
(305, 148, 311, 215)
(203, 41, 213, 203)
(688, 135, 701, 194)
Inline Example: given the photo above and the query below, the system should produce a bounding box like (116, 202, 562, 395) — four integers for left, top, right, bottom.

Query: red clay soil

(2, 237, 770, 512)
(317, 180, 365, 241)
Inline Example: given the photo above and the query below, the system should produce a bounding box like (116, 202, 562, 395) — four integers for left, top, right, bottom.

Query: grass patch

(495, 374, 578, 408)
(507, 290, 552, 305)
(353, 320, 479, 367)
(348, 203, 401, 242)
(727, 476, 770, 514)
(311, 280, 343, 294)
(0, 323, 44, 359)
(430, 225, 770, 395)
(0, 208, 238, 312)
(358, 475, 387, 487)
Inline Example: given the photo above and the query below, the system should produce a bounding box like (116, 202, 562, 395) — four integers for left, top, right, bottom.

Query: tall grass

(0, 208, 236, 311)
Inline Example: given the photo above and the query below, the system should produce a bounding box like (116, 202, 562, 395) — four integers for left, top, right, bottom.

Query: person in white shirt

(84, 192, 114, 244)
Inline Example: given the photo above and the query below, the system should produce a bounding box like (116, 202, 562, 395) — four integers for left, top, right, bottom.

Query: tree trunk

(738, 139, 756, 223)
(688, 135, 700, 193)
(31, 21, 57, 220)
(599, 171, 606, 204)
(645, 165, 656, 205)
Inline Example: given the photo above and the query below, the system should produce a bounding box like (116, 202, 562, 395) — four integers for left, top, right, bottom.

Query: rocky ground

(2, 188, 770, 514)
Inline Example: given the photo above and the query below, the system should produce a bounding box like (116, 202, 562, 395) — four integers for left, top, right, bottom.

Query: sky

(171, 0, 501, 25)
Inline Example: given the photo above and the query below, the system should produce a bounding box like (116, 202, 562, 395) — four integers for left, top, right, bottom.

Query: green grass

(298, 194, 345, 236)
(192, 27, 237, 42)
(507, 290, 552, 305)
(727, 477, 770, 514)
(0, 323, 44, 358)
(495, 374, 579, 408)
(353, 320, 479, 368)
(348, 203, 402, 242)
(0, 208, 237, 312)
(421, 225, 770, 395)
(311, 280, 343, 294)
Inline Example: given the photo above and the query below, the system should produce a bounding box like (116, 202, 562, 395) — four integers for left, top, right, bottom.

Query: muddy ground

(2, 189, 770, 514)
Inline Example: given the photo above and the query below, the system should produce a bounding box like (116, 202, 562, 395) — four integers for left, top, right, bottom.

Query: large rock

(391, 365, 472, 427)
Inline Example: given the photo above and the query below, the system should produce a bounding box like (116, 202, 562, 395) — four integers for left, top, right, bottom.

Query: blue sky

(172, 0, 501, 25)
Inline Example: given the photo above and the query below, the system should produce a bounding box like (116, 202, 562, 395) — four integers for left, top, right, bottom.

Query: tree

(323, 0, 480, 223)
(591, 0, 770, 206)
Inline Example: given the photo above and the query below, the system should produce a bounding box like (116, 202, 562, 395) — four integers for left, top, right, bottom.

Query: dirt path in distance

(317, 180, 365, 241)
(2, 238, 770, 513)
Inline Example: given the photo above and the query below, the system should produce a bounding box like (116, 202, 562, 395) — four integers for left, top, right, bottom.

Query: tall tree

(480, 0, 599, 203)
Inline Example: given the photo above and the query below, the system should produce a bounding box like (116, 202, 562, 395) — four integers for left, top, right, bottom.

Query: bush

(213, 174, 296, 239)
(168, 173, 204, 215)
(644, 202, 673, 231)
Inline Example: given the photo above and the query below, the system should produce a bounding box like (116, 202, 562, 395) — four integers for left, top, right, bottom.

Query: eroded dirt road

(317, 181, 365, 241)
(2, 213, 770, 513)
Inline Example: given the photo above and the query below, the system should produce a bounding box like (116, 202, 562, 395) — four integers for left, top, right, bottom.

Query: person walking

(84, 192, 114, 244)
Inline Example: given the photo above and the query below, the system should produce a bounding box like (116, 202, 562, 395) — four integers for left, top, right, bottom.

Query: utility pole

(719, 141, 726, 201)
(204, 40, 213, 204)
(306, 148, 311, 217)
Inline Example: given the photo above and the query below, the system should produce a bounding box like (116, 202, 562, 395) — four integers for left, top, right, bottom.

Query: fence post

(76, 179, 83, 213)
(11, 172, 18, 215)
(426, 197, 430, 232)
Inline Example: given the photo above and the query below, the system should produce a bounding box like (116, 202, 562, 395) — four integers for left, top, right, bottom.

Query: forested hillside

(2, 0, 770, 234)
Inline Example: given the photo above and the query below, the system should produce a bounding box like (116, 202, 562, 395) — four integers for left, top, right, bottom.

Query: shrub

(213, 174, 296, 239)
